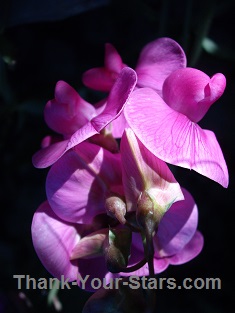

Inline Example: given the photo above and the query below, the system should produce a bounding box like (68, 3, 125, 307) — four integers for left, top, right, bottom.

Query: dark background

(0, 0, 234, 312)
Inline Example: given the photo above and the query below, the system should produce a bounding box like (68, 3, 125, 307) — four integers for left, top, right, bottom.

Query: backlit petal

(135, 37, 186, 94)
(125, 88, 228, 187)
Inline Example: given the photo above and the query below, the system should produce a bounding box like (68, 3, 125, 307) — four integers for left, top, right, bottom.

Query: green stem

(120, 258, 147, 273)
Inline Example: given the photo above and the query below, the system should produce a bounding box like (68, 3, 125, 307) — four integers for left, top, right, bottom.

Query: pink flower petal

(32, 139, 69, 168)
(108, 111, 128, 138)
(125, 88, 229, 187)
(135, 37, 186, 95)
(104, 43, 125, 73)
(169, 231, 204, 265)
(155, 188, 198, 257)
(44, 80, 96, 135)
(46, 142, 123, 223)
(82, 68, 118, 92)
(120, 128, 183, 212)
(162, 68, 226, 122)
(82, 43, 125, 92)
(31, 201, 79, 281)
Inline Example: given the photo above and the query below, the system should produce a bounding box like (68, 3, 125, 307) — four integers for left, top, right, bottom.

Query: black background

(0, 0, 234, 312)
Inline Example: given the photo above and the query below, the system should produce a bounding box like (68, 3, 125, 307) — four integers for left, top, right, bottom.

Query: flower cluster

(31, 37, 228, 291)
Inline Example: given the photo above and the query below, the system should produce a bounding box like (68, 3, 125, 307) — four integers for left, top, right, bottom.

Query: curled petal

(162, 68, 226, 122)
(32, 139, 69, 169)
(31, 201, 79, 281)
(125, 88, 229, 187)
(135, 37, 186, 94)
(46, 142, 122, 223)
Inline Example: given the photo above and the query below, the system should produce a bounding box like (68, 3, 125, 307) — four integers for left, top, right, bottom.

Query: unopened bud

(104, 228, 132, 273)
(136, 191, 164, 235)
(105, 195, 126, 224)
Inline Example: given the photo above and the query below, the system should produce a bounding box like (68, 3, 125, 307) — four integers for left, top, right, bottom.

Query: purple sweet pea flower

(124, 68, 228, 187)
(82, 38, 186, 138)
(32, 67, 137, 168)
(82, 37, 186, 94)
(31, 189, 203, 291)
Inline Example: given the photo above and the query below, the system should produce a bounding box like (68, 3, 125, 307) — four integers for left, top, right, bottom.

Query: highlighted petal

(135, 37, 186, 94)
(31, 201, 79, 281)
(125, 88, 229, 187)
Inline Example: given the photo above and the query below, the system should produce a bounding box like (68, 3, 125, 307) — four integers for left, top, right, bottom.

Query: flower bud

(136, 191, 165, 236)
(105, 195, 127, 224)
(104, 228, 132, 273)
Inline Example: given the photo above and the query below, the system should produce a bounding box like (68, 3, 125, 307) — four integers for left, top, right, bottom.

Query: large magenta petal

(169, 231, 204, 265)
(125, 88, 229, 187)
(135, 37, 186, 94)
(44, 81, 96, 135)
(46, 142, 122, 223)
(31, 201, 79, 281)
(155, 188, 198, 257)
(162, 68, 226, 122)
(120, 128, 183, 212)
